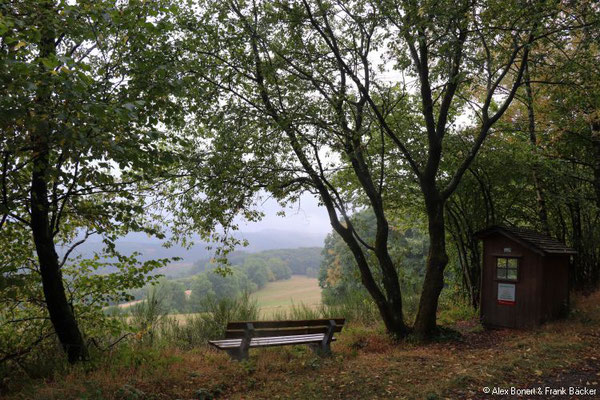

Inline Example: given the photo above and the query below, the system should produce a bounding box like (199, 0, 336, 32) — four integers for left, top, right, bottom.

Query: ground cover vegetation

(4, 291, 600, 399)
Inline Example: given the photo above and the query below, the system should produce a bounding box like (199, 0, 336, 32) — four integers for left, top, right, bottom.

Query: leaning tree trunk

(331, 211, 409, 338)
(413, 196, 448, 340)
(31, 143, 89, 363)
(373, 248, 409, 338)
(30, 3, 88, 363)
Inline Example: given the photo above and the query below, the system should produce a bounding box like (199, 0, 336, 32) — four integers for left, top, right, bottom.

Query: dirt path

(444, 327, 600, 400)
(534, 356, 600, 399)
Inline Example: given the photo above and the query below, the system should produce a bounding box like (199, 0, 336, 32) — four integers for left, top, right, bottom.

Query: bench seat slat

(209, 334, 338, 349)
(211, 333, 325, 346)
(212, 334, 323, 343)
(226, 318, 345, 330)
(225, 325, 343, 339)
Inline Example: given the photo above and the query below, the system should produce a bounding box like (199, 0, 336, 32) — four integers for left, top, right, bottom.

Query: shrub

(157, 292, 259, 349)
(323, 290, 381, 325)
(129, 288, 169, 346)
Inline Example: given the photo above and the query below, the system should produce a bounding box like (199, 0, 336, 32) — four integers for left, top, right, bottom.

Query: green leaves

(0, 0, 190, 363)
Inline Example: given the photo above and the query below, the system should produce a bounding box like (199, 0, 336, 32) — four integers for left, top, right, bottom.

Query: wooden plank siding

(479, 231, 571, 329)
(540, 254, 570, 323)
(481, 233, 542, 328)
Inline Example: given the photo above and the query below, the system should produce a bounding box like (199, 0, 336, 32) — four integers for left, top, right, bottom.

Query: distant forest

(189, 247, 322, 277)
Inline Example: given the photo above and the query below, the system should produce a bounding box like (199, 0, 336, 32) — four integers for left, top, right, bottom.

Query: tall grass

(154, 292, 259, 349)
(129, 287, 386, 350)
(270, 302, 325, 321)
(127, 285, 438, 351)
(269, 290, 382, 326)
(322, 290, 382, 325)
(129, 288, 169, 346)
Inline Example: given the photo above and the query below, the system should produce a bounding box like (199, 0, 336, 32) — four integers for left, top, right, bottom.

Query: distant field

(121, 275, 322, 322)
(117, 299, 144, 309)
(250, 275, 322, 317)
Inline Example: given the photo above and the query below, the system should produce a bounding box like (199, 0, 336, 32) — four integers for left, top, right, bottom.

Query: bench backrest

(225, 318, 345, 339)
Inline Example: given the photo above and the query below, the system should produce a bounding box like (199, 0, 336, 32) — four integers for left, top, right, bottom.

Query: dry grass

(6, 291, 600, 400)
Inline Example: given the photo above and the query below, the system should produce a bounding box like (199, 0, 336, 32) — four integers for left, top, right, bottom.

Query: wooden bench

(208, 318, 345, 360)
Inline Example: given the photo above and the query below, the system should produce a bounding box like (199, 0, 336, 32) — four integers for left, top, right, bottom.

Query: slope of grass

(249, 275, 322, 317)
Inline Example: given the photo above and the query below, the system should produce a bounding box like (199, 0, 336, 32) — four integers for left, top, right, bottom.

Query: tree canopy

(1, 0, 185, 362)
(1, 0, 599, 365)
(171, 0, 592, 339)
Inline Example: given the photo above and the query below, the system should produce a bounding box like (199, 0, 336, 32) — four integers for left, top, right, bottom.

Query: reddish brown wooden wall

(480, 233, 570, 329)
(480, 233, 542, 328)
(540, 254, 570, 322)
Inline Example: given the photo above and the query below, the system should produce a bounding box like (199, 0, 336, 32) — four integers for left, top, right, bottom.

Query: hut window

(496, 257, 518, 280)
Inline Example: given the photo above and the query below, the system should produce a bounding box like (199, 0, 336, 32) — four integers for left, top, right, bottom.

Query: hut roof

(475, 226, 578, 255)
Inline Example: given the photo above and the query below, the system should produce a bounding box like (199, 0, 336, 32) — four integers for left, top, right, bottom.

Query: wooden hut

(475, 226, 577, 329)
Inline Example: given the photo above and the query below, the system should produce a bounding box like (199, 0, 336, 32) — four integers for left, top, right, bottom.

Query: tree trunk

(591, 122, 600, 288)
(591, 121, 600, 211)
(346, 139, 409, 338)
(567, 200, 584, 289)
(247, 15, 409, 339)
(31, 122, 89, 363)
(374, 292, 409, 338)
(335, 225, 409, 338)
(30, 3, 88, 363)
(374, 252, 409, 338)
(524, 63, 550, 235)
(469, 239, 481, 309)
(413, 197, 448, 340)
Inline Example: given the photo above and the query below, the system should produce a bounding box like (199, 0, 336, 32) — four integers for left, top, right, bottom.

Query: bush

(129, 288, 169, 346)
(323, 290, 381, 325)
(158, 292, 259, 349)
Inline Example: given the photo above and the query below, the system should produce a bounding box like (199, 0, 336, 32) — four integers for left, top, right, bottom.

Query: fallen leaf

(13, 41, 27, 51)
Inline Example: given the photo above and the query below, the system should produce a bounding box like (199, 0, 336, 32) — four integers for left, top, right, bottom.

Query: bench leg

(226, 322, 253, 361)
(309, 342, 331, 356)
(311, 319, 335, 356)
(225, 348, 248, 361)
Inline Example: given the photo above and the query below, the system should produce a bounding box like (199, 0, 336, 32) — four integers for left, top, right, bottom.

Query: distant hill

(117, 247, 324, 312)
(234, 230, 326, 252)
(63, 229, 326, 275)
(184, 247, 323, 278)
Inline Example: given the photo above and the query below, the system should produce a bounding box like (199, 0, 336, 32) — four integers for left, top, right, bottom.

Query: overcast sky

(236, 192, 331, 237)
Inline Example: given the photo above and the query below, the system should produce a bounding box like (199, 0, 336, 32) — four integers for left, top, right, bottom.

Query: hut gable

(475, 226, 577, 256)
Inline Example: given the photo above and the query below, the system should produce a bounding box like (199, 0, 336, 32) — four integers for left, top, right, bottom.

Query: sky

(236, 192, 331, 237)
(73, 192, 331, 261)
